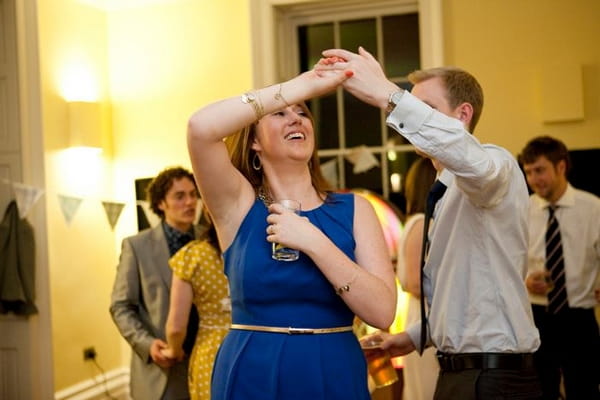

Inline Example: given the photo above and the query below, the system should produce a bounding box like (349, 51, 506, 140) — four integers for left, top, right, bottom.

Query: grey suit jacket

(110, 223, 202, 400)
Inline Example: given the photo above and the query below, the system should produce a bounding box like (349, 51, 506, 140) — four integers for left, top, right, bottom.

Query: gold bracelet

(335, 269, 360, 295)
(241, 91, 264, 120)
(274, 83, 291, 108)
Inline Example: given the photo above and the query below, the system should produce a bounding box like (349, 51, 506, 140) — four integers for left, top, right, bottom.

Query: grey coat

(110, 223, 202, 400)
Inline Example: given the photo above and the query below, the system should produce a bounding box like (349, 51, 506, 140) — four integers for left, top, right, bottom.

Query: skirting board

(54, 367, 130, 400)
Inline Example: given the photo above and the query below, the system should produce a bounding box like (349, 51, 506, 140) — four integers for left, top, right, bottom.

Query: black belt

(436, 352, 535, 372)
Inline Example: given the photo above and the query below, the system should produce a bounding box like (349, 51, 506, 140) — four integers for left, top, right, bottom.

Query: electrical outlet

(83, 347, 97, 361)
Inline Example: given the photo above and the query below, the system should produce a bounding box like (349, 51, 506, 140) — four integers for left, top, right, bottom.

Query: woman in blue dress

(186, 66, 397, 399)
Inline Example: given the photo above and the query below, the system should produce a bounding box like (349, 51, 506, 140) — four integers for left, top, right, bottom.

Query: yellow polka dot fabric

(169, 240, 230, 400)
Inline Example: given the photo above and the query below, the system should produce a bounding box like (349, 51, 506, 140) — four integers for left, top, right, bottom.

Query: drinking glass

(360, 335, 399, 389)
(271, 199, 301, 261)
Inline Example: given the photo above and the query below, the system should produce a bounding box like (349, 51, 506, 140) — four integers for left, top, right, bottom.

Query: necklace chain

(257, 186, 273, 207)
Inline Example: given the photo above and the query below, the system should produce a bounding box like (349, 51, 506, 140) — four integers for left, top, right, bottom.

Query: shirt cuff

(386, 91, 435, 134)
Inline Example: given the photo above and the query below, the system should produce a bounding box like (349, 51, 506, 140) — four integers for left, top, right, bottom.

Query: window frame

(249, 0, 444, 197)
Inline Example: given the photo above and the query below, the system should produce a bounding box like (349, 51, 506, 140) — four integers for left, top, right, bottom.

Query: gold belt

(230, 323, 353, 335)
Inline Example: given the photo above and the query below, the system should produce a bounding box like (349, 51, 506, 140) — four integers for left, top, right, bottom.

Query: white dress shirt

(527, 184, 600, 309)
(387, 91, 540, 353)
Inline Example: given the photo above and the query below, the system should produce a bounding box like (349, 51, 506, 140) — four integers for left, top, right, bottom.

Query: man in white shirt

(519, 136, 600, 400)
(317, 47, 542, 399)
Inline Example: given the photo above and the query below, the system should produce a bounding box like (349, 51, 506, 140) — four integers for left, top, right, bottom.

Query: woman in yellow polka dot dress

(163, 219, 230, 400)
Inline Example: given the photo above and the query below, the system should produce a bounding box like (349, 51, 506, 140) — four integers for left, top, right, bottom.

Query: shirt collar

(532, 183, 575, 210)
(162, 221, 195, 256)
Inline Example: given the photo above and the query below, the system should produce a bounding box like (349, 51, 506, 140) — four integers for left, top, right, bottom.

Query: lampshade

(68, 101, 103, 149)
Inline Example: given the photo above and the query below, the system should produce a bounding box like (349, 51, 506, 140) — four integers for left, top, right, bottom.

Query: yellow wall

(37, 0, 251, 391)
(37, 0, 119, 391)
(442, 0, 600, 155)
(34, 0, 598, 393)
(106, 0, 252, 235)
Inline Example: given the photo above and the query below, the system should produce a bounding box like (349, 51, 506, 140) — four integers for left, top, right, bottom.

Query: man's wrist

(386, 89, 405, 114)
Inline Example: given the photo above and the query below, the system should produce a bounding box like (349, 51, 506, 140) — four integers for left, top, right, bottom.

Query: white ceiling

(78, 0, 178, 11)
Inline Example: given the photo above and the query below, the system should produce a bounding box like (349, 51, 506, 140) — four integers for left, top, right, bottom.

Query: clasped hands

(311, 46, 400, 109)
(152, 338, 184, 368)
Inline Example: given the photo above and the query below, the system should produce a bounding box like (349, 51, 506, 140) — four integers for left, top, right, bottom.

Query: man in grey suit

(110, 166, 201, 400)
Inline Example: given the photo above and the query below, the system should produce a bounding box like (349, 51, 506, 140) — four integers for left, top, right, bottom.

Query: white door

(0, 0, 50, 399)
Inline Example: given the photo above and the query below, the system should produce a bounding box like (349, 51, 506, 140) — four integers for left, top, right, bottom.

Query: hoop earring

(252, 153, 262, 171)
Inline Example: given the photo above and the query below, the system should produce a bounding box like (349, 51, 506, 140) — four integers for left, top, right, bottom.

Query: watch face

(241, 92, 256, 104)
(391, 91, 403, 105)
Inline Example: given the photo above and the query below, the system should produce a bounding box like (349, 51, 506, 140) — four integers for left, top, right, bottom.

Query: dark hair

(224, 102, 331, 197)
(408, 67, 484, 133)
(196, 204, 220, 253)
(518, 135, 571, 174)
(403, 157, 437, 216)
(146, 166, 197, 219)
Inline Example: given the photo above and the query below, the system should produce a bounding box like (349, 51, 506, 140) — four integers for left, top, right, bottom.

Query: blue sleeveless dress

(211, 192, 369, 400)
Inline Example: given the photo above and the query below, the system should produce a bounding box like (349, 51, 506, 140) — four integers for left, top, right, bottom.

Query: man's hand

(360, 330, 416, 358)
(379, 331, 416, 357)
(526, 270, 552, 295)
(150, 339, 177, 368)
(316, 47, 399, 109)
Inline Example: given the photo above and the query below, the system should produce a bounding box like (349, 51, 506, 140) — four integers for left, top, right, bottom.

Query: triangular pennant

(345, 146, 380, 174)
(12, 182, 44, 218)
(57, 194, 83, 225)
(320, 158, 339, 189)
(102, 201, 126, 230)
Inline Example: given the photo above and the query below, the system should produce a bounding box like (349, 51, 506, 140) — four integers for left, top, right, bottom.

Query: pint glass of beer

(360, 335, 398, 389)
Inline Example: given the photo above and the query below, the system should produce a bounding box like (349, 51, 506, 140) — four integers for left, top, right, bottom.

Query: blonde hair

(408, 67, 484, 133)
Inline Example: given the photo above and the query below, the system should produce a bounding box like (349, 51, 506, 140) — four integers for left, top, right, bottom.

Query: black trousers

(532, 304, 600, 400)
(433, 365, 542, 400)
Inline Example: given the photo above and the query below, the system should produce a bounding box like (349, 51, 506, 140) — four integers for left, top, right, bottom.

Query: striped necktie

(546, 205, 567, 314)
(419, 179, 447, 354)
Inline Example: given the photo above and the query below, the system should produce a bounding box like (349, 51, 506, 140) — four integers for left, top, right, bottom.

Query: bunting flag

(345, 146, 380, 173)
(12, 182, 44, 219)
(102, 201, 126, 230)
(320, 158, 339, 189)
(57, 194, 83, 225)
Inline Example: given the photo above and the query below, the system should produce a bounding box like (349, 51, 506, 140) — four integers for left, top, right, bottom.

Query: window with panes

(291, 12, 421, 209)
